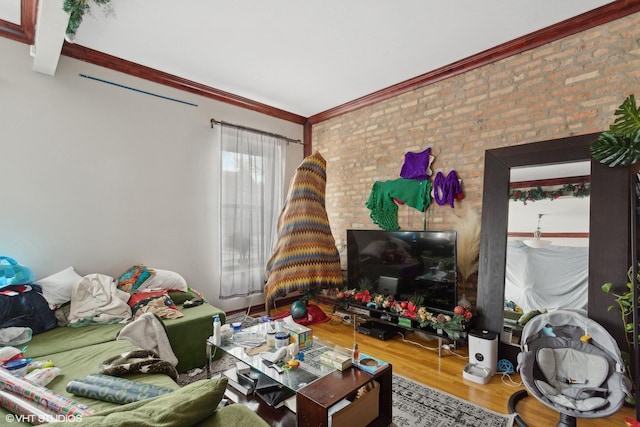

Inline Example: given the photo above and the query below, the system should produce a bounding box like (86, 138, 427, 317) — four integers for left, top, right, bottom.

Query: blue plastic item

(2, 358, 32, 377)
(497, 359, 515, 374)
(542, 324, 557, 337)
(0, 257, 34, 288)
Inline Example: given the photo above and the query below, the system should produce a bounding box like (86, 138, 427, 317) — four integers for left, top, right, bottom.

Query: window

(218, 125, 286, 298)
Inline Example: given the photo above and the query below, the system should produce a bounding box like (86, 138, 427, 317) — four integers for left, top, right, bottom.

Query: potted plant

(63, 0, 113, 40)
(602, 263, 639, 406)
(591, 95, 640, 408)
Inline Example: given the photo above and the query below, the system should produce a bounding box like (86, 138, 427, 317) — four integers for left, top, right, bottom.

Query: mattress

(163, 303, 225, 373)
(24, 323, 124, 359)
(24, 302, 225, 374)
(0, 340, 179, 425)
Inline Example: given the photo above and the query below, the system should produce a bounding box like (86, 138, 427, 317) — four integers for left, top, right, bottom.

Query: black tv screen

(346, 229, 457, 313)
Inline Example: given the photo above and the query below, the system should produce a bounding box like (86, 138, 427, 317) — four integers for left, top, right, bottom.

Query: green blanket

(0, 340, 179, 425)
(47, 379, 230, 426)
(24, 302, 225, 373)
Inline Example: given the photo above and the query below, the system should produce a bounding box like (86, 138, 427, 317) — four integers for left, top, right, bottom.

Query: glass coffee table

(206, 323, 393, 427)
(206, 323, 348, 391)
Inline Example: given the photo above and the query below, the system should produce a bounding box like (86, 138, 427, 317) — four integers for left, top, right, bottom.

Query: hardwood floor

(267, 303, 636, 427)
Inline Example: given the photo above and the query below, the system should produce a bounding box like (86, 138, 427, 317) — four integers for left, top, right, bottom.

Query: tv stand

(343, 303, 467, 357)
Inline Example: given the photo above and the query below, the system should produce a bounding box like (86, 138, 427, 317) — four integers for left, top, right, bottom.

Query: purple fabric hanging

(399, 147, 432, 180)
(433, 170, 462, 207)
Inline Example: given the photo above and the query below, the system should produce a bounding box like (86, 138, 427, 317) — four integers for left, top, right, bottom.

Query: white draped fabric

(217, 125, 286, 299)
(504, 241, 589, 313)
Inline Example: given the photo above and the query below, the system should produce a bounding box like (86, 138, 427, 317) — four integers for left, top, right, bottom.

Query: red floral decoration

(333, 288, 473, 334)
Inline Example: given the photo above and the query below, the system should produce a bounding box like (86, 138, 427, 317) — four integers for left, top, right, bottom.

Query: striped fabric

(265, 152, 343, 311)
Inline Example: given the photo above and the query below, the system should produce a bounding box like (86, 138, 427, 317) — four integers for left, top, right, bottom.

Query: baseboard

(229, 293, 337, 317)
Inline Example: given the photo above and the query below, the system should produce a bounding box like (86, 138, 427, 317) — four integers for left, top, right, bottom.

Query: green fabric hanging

(366, 178, 431, 230)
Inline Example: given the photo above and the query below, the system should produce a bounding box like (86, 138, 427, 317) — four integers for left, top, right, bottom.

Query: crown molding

(2, 0, 640, 127)
(0, 0, 36, 44)
(307, 0, 640, 124)
(60, 43, 306, 125)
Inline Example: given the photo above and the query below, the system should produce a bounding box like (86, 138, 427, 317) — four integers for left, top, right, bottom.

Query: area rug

(268, 303, 331, 326)
(225, 312, 258, 328)
(178, 313, 515, 426)
(391, 374, 515, 427)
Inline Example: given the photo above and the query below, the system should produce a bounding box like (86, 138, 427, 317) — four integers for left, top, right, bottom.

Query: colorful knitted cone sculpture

(264, 152, 343, 313)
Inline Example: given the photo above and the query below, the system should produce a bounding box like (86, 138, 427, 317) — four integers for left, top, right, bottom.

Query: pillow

(138, 269, 188, 292)
(47, 378, 227, 426)
(518, 308, 547, 325)
(117, 265, 154, 293)
(34, 267, 83, 310)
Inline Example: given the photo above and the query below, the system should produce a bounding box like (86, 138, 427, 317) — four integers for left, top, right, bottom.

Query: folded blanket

(99, 349, 178, 380)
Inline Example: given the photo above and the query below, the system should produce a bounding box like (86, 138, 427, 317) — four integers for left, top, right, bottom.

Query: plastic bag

(0, 257, 34, 288)
(23, 367, 61, 387)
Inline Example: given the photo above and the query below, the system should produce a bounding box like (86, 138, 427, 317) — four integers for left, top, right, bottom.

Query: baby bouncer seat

(508, 310, 632, 427)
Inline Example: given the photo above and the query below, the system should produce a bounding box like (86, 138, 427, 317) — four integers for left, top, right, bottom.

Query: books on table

(254, 372, 295, 408)
(222, 367, 295, 409)
(222, 367, 259, 395)
(319, 350, 352, 371)
(353, 353, 388, 374)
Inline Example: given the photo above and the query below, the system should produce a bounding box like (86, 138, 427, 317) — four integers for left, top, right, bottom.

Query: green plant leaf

(590, 131, 640, 167)
(63, 0, 113, 36)
(609, 94, 640, 136)
(590, 94, 640, 167)
(601, 282, 613, 293)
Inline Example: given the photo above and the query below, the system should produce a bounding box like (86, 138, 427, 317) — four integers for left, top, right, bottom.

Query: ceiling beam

(31, 0, 67, 75)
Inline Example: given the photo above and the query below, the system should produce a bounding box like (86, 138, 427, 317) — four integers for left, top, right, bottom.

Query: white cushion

(137, 269, 188, 292)
(35, 267, 83, 309)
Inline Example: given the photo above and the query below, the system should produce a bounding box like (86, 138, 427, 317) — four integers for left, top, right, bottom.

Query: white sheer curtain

(218, 125, 286, 298)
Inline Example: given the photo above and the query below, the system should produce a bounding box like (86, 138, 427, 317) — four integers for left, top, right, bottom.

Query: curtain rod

(210, 118, 302, 145)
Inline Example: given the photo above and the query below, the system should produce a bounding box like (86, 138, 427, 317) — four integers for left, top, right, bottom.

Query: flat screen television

(346, 229, 457, 313)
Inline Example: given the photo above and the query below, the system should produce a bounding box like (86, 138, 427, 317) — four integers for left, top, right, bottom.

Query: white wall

(0, 37, 304, 312)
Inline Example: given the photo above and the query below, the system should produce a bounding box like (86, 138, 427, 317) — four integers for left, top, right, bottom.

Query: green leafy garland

(63, 0, 112, 37)
(509, 183, 590, 205)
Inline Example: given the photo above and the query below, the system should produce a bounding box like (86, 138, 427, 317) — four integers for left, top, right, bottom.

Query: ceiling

(0, 0, 621, 119)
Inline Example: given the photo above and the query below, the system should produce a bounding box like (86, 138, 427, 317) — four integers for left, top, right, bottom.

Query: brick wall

(312, 12, 640, 290)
